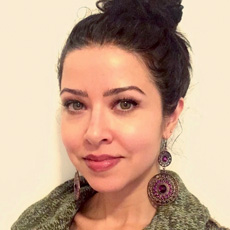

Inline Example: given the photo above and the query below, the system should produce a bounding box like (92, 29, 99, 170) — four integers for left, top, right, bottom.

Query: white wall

(0, 0, 229, 229)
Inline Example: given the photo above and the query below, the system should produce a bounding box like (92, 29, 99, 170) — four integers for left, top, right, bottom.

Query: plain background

(0, 0, 229, 229)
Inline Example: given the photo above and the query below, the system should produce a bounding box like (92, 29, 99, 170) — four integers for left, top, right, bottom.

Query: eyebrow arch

(60, 85, 145, 97)
(103, 86, 145, 97)
(60, 88, 88, 97)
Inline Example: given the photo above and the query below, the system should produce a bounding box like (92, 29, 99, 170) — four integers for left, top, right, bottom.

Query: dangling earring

(147, 139, 178, 207)
(74, 171, 80, 200)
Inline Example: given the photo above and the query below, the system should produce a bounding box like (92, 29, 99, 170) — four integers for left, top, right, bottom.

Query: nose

(84, 107, 113, 146)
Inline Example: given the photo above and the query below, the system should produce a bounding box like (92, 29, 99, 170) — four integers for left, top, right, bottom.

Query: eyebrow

(103, 86, 145, 96)
(60, 86, 145, 97)
(60, 88, 88, 97)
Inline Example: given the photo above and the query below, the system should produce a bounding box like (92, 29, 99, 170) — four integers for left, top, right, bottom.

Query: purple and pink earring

(147, 139, 178, 207)
(74, 171, 80, 200)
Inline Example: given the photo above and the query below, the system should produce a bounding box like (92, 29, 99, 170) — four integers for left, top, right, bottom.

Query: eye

(63, 100, 85, 112)
(114, 98, 138, 112)
(120, 100, 133, 110)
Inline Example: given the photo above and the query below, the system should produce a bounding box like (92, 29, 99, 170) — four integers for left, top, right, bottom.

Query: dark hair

(57, 0, 191, 116)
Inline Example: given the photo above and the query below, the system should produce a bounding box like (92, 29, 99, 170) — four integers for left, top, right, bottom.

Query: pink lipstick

(83, 154, 122, 172)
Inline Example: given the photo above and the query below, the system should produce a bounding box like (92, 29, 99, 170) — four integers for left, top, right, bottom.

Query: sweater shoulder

(206, 218, 230, 230)
(11, 179, 76, 230)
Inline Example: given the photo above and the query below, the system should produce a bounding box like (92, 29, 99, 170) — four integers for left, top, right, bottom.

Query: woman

(12, 0, 229, 229)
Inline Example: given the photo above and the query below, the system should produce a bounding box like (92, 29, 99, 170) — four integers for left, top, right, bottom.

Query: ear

(162, 98, 184, 139)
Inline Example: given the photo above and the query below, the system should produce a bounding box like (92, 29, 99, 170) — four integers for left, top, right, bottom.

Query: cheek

(115, 113, 163, 157)
(61, 117, 82, 154)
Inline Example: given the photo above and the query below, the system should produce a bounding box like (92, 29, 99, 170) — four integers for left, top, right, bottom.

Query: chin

(84, 174, 128, 193)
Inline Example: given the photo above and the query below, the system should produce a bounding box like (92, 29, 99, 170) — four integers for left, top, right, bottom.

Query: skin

(60, 45, 183, 229)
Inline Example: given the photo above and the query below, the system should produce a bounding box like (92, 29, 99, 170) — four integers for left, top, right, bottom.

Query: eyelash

(112, 98, 139, 113)
(62, 97, 139, 114)
(62, 100, 85, 112)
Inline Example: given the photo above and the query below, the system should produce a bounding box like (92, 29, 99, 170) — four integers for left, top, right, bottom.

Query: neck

(80, 166, 159, 227)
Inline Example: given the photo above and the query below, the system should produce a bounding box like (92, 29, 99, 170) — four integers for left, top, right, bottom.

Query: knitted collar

(12, 171, 211, 230)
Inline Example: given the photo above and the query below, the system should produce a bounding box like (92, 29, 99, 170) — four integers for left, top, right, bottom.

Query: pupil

(121, 101, 131, 109)
(73, 102, 82, 110)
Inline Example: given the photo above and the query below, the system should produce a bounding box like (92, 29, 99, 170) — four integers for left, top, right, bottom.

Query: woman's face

(60, 45, 176, 193)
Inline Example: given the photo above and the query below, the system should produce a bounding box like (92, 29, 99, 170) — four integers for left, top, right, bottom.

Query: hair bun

(148, 0, 183, 29)
(96, 0, 184, 30)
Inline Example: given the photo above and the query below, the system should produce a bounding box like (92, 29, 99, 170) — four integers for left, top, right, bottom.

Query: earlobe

(163, 98, 184, 139)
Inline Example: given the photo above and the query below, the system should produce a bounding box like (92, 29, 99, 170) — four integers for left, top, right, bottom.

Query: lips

(83, 154, 123, 172)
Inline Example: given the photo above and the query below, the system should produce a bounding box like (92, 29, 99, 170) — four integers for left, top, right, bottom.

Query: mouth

(83, 154, 123, 172)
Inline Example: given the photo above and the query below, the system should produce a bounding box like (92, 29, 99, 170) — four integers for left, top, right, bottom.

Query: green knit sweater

(12, 171, 229, 230)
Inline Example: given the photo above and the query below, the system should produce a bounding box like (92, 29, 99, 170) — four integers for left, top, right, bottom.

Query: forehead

(61, 45, 154, 90)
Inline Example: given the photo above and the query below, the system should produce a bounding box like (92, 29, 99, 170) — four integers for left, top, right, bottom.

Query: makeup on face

(83, 154, 124, 172)
(61, 46, 165, 193)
